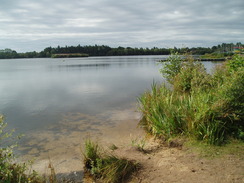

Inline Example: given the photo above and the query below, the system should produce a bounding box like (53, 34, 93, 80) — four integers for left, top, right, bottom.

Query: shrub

(173, 61, 211, 93)
(160, 52, 182, 83)
(226, 54, 244, 72)
(83, 140, 139, 183)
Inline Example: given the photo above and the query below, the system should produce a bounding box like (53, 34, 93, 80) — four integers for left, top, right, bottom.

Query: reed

(138, 54, 244, 145)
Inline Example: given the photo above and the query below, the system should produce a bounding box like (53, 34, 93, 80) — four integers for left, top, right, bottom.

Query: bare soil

(110, 138, 244, 183)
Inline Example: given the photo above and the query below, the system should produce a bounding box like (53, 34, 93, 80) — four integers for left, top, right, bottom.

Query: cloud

(0, 0, 243, 52)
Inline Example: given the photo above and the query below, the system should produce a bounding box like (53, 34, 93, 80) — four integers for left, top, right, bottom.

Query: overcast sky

(0, 0, 243, 52)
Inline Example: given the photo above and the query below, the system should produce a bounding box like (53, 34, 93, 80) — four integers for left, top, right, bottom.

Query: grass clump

(131, 138, 146, 152)
(83, 140, 139, 183)
(109, 144, 118, 151)
(139, 54, 244, 145)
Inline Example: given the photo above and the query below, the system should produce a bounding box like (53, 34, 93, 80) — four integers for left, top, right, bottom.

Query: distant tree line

(0, 42, 243, 59)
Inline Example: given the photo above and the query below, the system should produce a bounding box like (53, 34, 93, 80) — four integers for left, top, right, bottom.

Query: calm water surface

(0, 56, 167, 133)
(0, 56, 217, 162)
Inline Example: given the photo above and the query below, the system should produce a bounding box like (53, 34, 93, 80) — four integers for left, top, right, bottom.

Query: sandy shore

(17, 106, 244, 183)
(18, 106, 144, 181)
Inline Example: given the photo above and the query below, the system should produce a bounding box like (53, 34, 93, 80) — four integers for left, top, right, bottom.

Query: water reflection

(0, 56, 165, 133)
(0, 56, 219, 135)
(0, 56, 220, 175)
(57, 63, 111, 69)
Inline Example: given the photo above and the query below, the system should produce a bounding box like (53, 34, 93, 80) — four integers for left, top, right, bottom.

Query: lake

(0, 55, 217, 174)
(0, 56, 167, 133)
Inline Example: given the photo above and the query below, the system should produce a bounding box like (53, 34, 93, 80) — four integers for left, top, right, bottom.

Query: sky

(0, 0, 243, 52)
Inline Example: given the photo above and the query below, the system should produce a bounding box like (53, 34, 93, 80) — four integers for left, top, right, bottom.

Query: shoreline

(17, 106, 144, 180)
(14, 107, 244, 183)
(18, 117, 244, 183)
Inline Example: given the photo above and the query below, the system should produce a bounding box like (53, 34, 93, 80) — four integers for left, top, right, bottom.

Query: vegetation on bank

(1, 51, 243, 182)
(83, 140, 139, 183)
(200, 52, 233, 59)
(0, 116, 43, 183)
(51, 53, 89, 58)
(139, 53, 244, 145)
(0, 42, 243, 59)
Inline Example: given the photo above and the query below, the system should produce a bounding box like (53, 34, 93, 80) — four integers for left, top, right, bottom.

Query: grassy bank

(139, 53, 244, 145)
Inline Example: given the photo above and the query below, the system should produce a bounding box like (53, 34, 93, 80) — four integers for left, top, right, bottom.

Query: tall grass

(139, 54, 244, 145)
(83, 140, 139, 183)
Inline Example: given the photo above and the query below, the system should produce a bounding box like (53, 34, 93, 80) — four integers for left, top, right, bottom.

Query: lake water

(0, 55, 217, 174)
(0, 56, 167, 133)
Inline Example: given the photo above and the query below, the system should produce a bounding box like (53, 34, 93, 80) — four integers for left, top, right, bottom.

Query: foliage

(139, 54, 244, 145)
(160, 52, 182, 83)
(200, 52, 233, 59)
(0, 116, 43, 183)
(83, 140, 139, 183)
(1, 42, 243, 59)
(226, 54, 244, 72)
(160, 53, 211, 92)
(51, 53, 89, 58)
(173, 60, 211, 93)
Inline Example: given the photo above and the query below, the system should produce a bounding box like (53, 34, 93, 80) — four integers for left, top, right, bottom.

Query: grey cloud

(0, 0, 243, 52)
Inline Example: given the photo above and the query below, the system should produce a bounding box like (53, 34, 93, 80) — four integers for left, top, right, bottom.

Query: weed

(82, 140, 139, 183)
(131, 138, 146, 152)
(109, 144, 118, 151)
(100, 156, 138, 183)
(47, 159, 57, 183)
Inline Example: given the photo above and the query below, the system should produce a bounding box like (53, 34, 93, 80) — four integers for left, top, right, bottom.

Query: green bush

(226, 54, 244, 72)
(160, 52, 182, 83)
(173, 61, 211, 93)
(139, 54, 244, 145)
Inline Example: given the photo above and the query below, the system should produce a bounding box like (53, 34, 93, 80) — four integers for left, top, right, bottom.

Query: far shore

(51, 53, 89, 58)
